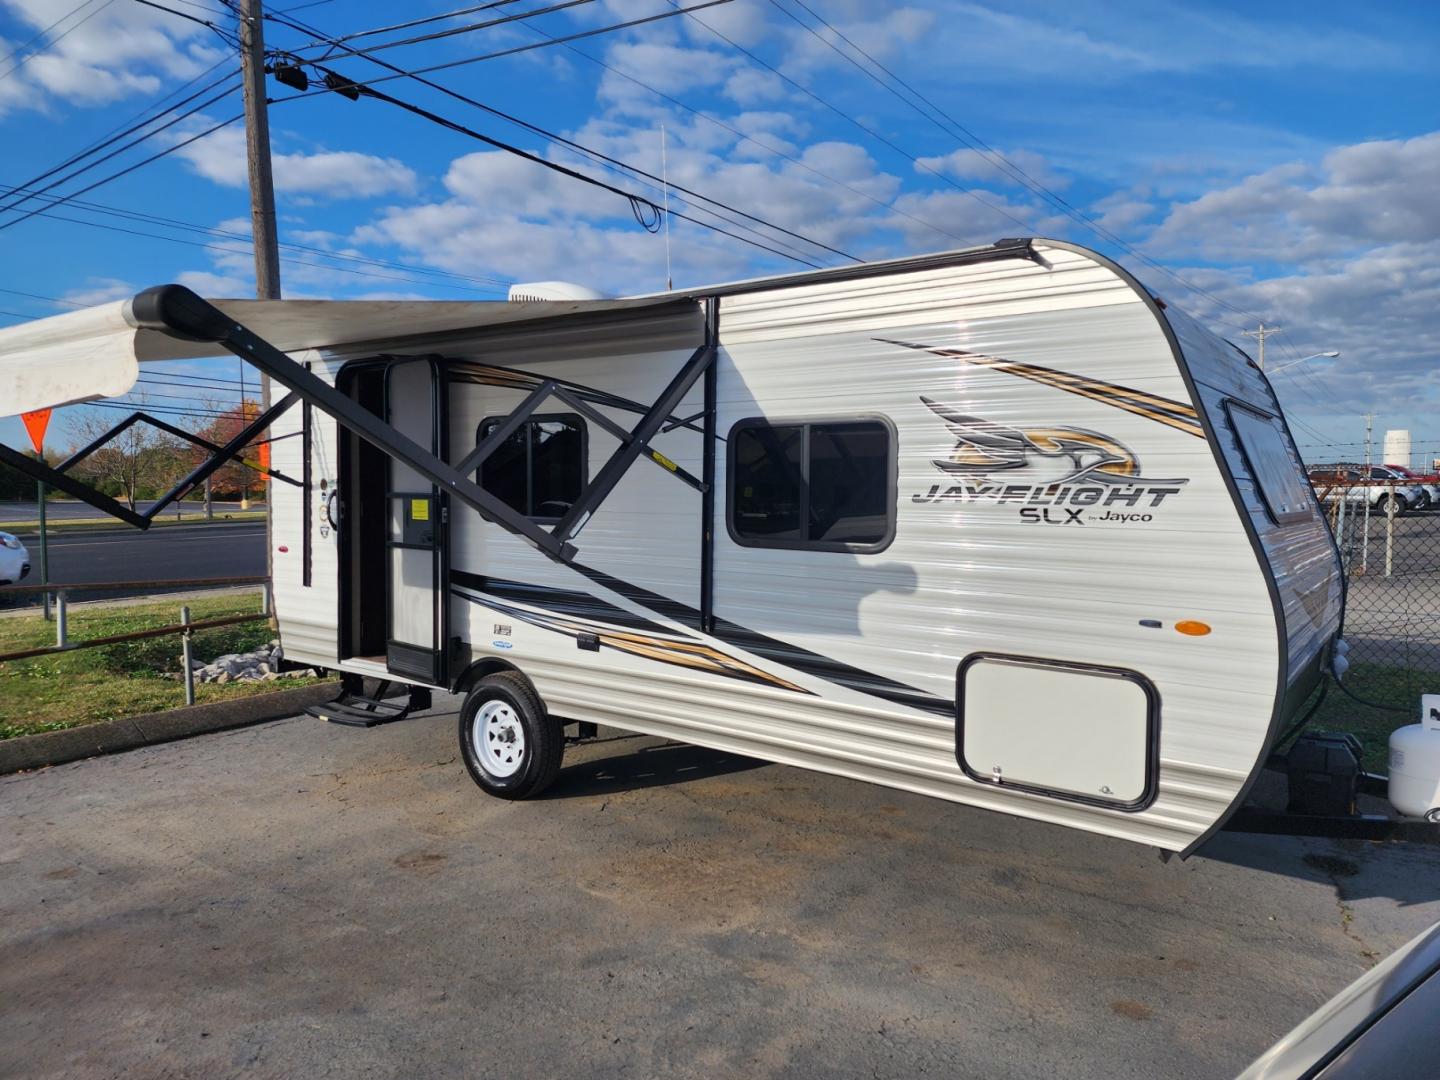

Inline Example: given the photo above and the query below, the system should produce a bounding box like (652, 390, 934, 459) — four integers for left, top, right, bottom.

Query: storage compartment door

(957, 654, 1157, 810)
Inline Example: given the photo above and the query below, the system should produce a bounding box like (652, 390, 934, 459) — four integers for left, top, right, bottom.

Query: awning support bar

(144, 392, 299, 519)
(127, 285, 578, 562)
(0, 441, 150, 528)
(551, 317, 717, 543)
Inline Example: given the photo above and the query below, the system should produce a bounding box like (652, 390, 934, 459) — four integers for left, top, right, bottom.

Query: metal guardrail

(0, 577, 274, 712)
(2, 577, 271, 652)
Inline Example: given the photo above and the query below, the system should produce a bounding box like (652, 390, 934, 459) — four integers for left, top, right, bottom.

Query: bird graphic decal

(921, 396, 1146, 486)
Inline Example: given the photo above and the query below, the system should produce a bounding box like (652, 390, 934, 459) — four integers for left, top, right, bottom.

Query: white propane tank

(1389, 694, 1440, 820)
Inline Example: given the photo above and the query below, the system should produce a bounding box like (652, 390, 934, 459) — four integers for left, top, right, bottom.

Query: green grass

(0, 593, 321, 739)
(1307, 662, 1427, 772)
(0, 511, 266, 533)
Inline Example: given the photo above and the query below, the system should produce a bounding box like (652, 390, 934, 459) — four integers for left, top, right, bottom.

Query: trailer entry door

(385, 357, 450, 685)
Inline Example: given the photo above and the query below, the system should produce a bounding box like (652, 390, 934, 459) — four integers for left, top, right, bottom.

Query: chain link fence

(1310, 468, 1440, 707)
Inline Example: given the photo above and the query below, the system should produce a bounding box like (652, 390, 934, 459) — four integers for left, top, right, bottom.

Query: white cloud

(917, 147, 1070, 192)
(175, 124, 420, 199)
(1149, 131, 1440, 262)
(59, 276, 135, 307)
(0, 0, 224, 116)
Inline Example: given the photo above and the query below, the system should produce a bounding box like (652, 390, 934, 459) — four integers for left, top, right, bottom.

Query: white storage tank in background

(1389, 694, 1440, 820)
(1383, 429, 1412, 469)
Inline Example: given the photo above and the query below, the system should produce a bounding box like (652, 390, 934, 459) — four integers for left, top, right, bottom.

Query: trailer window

(1226, 403, 1312, 526)
(728, 418, 894, 552)
(476, 414, 586, 521)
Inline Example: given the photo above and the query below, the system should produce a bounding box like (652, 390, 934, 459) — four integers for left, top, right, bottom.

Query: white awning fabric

(0, 294, 675, 418)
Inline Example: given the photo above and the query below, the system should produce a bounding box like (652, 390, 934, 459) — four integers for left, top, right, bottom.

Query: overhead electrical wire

(0, 111, 243, 235)
(292, 67, 824, 268)
(670, 1, 1035, 237)
(260, 0, 737, 98)
(262, 7, 857, 264)
(0, 0, 117, 83)
(279, 0, 601, 62)
(129, 0, 241, 48)
(290, 0, 524, 48)
(763, 0, 1265, 328)
(515, 21, 973, 250)
(0, 78, 242, 222)
(0, 59, 237, 219)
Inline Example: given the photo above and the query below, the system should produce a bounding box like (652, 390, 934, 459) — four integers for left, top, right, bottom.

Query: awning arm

(0, 393, 302, 530)
(127, 284, 578, 562)
(0, 441, 151, 528)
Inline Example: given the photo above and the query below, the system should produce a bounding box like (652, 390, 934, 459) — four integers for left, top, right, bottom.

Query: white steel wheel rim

(474, 700, 526, 778)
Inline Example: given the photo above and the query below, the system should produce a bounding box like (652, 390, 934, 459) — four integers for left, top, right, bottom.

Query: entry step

(306, 679, 432, 728)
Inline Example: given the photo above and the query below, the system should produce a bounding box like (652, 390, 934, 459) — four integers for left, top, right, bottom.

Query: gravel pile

(181, 640, 320, 684)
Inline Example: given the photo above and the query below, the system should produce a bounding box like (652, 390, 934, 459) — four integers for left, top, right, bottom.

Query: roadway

(2, 703, 1437, 1079)
(0, 521, 266, 605)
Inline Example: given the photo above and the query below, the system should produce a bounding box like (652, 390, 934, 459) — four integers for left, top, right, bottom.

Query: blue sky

(1, 0, 1438, 466)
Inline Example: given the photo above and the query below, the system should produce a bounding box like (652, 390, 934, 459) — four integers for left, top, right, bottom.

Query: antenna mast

(661, 124, 672, 291)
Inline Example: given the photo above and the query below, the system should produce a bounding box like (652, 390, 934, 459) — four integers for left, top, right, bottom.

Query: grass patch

(0, 592, 321, 739)
(1308, 662, 1429, 772)
(0, 511, 266, 534)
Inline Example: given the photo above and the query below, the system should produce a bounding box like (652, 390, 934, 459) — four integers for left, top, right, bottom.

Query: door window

(477, 414, 586, 521)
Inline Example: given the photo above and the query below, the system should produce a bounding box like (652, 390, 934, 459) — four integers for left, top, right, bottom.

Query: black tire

(458, 671, 563, 800)
(1376, 495, 1401, 517)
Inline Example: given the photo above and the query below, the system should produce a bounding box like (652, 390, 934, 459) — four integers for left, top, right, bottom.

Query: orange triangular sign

(21, 409, 50, 453)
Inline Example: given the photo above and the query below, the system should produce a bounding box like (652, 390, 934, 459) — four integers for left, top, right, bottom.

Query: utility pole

(239, 0, 279, 601)
(1242, 322, 1282, 370)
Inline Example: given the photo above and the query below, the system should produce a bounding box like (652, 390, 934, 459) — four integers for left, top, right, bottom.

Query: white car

(1386, 464, 1440, 509)
(0, 531, 31, 586)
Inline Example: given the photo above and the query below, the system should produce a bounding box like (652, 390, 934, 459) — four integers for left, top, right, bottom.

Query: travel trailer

(0, 238, 1348, 854)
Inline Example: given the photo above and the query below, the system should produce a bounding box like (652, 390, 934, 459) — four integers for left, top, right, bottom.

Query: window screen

(1227, 403, 1312, 525)
(477, 414, 585, 521)
(729, 418, 894, 551)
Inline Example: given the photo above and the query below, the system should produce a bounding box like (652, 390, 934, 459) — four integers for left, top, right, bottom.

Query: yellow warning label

(651, 450, 678, 472)
(411, 498, 430, 521)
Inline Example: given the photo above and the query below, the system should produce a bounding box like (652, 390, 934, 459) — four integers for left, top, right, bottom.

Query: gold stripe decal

(878, 339, 1206, 439)
(459, 590, 813, 696)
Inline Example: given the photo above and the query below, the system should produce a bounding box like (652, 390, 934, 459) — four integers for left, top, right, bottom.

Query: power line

(5, 184, 513, 294)
(764, 0, 1263, 327)
(0, 78, 242, 223)
(515, 21, 972, 249)
(296, 67, 824, 268)
(0, 111, 245, 235)
(264, 0, 736, 99)
(0, 0, 116, 83)
(129, 0, 240, 47)
(278, 0, 600, 61)
(670, 2, 1032, 236)
(264, 9, 857, 264)
(290, 0, 522, 48)
(0, 60, 237, 219)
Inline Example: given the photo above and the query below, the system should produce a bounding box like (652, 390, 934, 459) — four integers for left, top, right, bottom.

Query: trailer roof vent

(508, 281, 608, 302)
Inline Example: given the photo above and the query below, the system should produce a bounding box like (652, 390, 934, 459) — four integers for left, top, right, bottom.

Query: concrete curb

(0, 681, 340, 775)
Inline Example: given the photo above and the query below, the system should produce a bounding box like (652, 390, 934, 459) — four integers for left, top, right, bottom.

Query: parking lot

(4, 697, 1438, 1080)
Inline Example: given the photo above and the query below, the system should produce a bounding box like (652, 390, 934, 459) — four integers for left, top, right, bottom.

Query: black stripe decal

(505, 561, 956, 718)
(450, 569, 672, 634)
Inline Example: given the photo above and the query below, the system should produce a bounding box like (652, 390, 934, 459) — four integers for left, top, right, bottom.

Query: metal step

(305, 679, 431, 728)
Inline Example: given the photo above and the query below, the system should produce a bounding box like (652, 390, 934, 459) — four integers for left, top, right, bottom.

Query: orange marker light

(1175, 620, 1212, 636)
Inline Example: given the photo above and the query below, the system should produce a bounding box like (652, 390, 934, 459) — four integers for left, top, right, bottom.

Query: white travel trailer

(0, 238, 1346, 854)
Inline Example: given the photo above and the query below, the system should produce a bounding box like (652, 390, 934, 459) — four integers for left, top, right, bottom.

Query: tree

(65, 398, 190, 511)
(187, 398, 266, 500)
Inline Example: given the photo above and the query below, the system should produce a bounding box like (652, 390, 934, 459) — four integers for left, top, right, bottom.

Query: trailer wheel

(458, 671, 563, 800)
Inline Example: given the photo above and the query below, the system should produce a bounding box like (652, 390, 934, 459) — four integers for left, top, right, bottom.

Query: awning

(0, 293, 675, 418)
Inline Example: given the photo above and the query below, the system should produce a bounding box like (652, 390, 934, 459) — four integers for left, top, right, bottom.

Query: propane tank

(1389, 694, 1440, 820)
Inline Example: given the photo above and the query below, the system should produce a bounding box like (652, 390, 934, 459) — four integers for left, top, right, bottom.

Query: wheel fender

(452, 657, 537, 700)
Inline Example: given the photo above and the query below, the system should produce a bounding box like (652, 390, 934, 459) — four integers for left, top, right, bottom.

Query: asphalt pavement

(0, 521, 265, 605)
(3, 699, 1438, 1080)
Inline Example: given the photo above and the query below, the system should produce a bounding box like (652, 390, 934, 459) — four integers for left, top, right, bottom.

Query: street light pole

(1242, 323, 1283, 370)
(1268, 350, 1340, 375)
